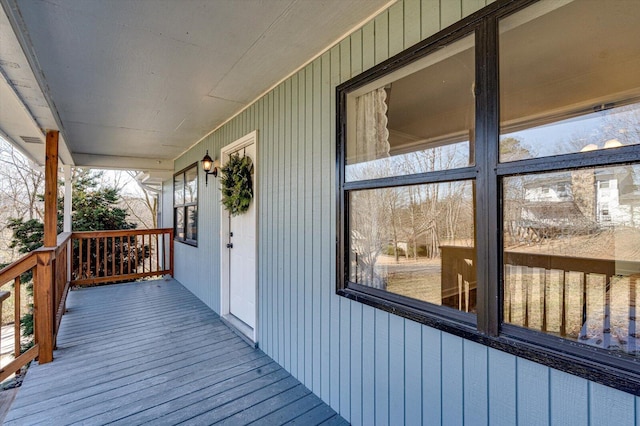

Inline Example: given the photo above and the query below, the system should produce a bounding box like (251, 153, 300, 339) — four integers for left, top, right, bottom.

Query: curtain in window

(355, 88, 390, 163)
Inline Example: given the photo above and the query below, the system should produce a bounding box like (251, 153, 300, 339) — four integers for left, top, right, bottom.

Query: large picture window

(337, 0, 640, 394)
(341, 34, 477, 321)
(174, 163, 198, 246)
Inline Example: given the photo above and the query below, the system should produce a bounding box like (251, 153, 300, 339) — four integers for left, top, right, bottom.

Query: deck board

(5, 279, 346, 425)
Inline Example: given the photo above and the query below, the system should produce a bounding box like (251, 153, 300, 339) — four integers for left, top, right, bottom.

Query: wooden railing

(0, 228, 173, 374)
(70, 229, 173, 286)
(440, 246, 476, 312)
(441, 246, 639, 341)
(0, 232, 72, 379)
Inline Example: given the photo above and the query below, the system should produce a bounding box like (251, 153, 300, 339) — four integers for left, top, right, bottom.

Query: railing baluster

(86, 236, 91, 279)
(120, 236, 124, 275)
(581, 272, 588, 336)
(504, 264, 511, 323)
(560, 271, 567, 337)
(96, 237, 100, 277)
(603, 273, 612, 349)
(14, 276, 21, 361)
(111, 236, 115, 277)
(144, 234, 147, 272)
(79, 238, 83, 280)
(542, 269, 549, 333)
(629, 276, 637, 354)
(524, 266, 530, 328)
(155, 233, 160, 274)
(102, 237, 107, 277)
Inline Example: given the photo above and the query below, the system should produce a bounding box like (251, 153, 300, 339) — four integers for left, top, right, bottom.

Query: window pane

(185, 166, 198, 204)
(186, 206, 198, 241)
(499, 1, 640, 162)
(348, 181, 476, 312)
(175, 208, 185, 240)
(174, 174, 184, 206)
(346, 35, 475, 181)
(503, 165, 640, 358)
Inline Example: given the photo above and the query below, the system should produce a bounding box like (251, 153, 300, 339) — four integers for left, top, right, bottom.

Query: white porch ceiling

(0, 0, 393, 179)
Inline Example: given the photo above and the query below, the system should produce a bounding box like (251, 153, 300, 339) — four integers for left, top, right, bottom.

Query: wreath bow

(220, 153, 253, 216)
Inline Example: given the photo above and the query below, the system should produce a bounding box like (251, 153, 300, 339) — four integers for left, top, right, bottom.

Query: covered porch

(4, 279, 345, 425)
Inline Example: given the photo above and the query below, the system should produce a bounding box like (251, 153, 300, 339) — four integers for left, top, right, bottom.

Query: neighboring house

(2, 0, 640, 424)
(518, 168, 640, 238)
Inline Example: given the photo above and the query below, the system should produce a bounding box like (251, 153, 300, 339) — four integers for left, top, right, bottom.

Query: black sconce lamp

(202, 150, 219, 186)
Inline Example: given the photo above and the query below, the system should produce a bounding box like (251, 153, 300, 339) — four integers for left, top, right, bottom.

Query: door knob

(226, 243, 233, 249)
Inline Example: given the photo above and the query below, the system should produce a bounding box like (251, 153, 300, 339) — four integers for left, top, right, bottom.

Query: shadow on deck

(5, 279, 346, 425)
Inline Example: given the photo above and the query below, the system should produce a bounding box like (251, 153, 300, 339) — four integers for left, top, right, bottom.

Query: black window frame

(174, 162, 199, 246)
(336, 0, 640, 395)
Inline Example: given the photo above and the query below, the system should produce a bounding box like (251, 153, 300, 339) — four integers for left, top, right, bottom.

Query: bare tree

(0, 140, 44, 221)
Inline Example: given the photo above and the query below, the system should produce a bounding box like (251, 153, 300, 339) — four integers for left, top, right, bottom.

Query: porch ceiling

(0, 0, 393, 178)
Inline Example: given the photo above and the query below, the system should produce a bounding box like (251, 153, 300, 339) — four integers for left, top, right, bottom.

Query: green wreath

(220, 153, 254, 216)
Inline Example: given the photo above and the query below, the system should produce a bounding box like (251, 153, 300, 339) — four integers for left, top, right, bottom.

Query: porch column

(44, 130, 59, 246)
(35, 129, 59, 364)
(63, 164, 72, 232)
(63, 164, 72, 283)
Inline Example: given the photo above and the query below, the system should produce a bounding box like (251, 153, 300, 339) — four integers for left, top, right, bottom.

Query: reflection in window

(186, 205, 198, 241)
(174, 174, 184, 205)
(345, 35, 475, 182)
(503, 165, 640, 358)
(185, 167, 198, 204)
(174, 163, 198, 245)
(175, 208, 185, 240)
(349, 181, 476, 312)
(499, 0, 640, 162)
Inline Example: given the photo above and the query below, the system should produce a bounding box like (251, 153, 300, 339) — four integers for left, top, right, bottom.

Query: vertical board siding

(311, 58, 322, 395)
(375, 309, 390, 425)
(442, 333, 464, 426)
(404, 0, 421, 48)
(516, 358, 550, 426)
(289, 74, 299, 381)
(350, 303, 363, 426)
(550, 370, 589, 426)
(320, 50, 332, 403)
(168, 0, 640, 424)
(423, 326, 443, 423)
(488, 349, 517, 426)
(589, 383, 636, 426)
(329, 44, 342, 412)
(404, 320, 422, 426)
(463, 340, 488, 426)
(296, 69, 306, 386)
(361, 304, 377, 426)
(389, 315, 405, 425)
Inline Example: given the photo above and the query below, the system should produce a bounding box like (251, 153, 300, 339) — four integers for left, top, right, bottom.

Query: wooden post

(44, 130, 59, 247)
(34, 250, 55, 363)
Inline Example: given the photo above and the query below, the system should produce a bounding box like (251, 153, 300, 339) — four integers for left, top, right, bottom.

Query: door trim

(220, 130, 258, 344)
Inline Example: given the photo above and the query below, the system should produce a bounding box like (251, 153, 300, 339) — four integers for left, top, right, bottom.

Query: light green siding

(168, 0, 640, 424)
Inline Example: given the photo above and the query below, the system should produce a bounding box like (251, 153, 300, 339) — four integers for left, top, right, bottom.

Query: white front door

(221, 131, 258, 342)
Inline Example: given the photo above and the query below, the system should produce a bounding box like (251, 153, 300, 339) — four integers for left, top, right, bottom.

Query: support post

(44, 130, 59, 247)
(37, 129, 59, 363)
(63, 164, 72, 232)
(35, 250, 55, 364)
(64, 164, 72, 281)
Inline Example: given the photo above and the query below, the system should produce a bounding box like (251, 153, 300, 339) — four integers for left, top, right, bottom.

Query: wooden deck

(4, 279, 347, 425)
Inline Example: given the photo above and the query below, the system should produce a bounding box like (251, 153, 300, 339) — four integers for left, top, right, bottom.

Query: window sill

(174, 238, 197, 248)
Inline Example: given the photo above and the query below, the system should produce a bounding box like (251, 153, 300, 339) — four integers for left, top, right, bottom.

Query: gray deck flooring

(5, 279, 347, 425)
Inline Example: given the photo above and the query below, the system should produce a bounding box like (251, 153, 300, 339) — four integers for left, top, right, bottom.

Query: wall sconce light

(202, 150, 220, 186)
